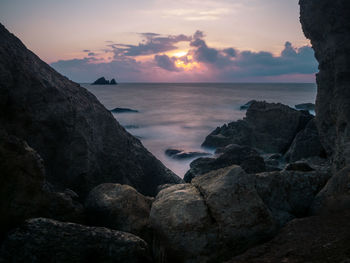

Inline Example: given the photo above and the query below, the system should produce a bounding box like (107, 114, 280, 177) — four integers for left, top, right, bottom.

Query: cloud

(50, 30, 317, 83)
(154, 54, 181, 72)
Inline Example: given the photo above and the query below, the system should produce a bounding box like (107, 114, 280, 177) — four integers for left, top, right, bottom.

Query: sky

(0, 0, 318, 82)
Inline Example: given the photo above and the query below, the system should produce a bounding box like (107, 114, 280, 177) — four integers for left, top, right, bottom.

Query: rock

(202, 101, 313, 153)
(240, 100, 256, 110)
(110, 107, 139, 113)
(0, 218, 152, 263)
(150, 166, 277, 263)
(311, 166, 350, 215)
(0, 130, 84, 237)
(295, 103, 315, 111)
(165, 148, 210, 160)
(300, 0, 350, 170)
(285, 119, 326, 162)
(0, 23, 182, 199)
(184, 144, 265, 183)
(255, 170, 330, 227)
(285, 162, 314, 172)
(227, 212, 350, 263)
(85, 183, 153, 240)
(92, 77, 110, 85)
(110, 78, 117, 85)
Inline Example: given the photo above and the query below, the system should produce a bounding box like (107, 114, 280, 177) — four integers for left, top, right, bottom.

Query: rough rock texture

(311, 166, 350, 214)
(227, 212, 350, 263)
(0, 23, 181, 199)
(184, 144, 266, 183)
(0, 130, 83, 237)
(300, 0, 350, 170)
(202, 101, 312, 153)
(285, 119, 325, 162)
(85, 183, 153, 240)
(0, 218, 152, 263)
(150, 166, 277, 263)
(255, 170, 330, 226)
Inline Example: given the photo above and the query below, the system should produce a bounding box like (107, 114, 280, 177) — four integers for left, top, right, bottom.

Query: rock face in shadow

(0, 130, 84, 237)
(0, 23, 181, 199)
(227, 212, 350, 263)
(202, 101, 312, 153)
(150, 166, 277, 263)
(0, 218, 152, 263)
(85, 183, 153, 241)
(300, 0, 350, 171)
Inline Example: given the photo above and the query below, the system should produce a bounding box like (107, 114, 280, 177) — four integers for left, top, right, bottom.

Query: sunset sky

(1, 0, 318, 82)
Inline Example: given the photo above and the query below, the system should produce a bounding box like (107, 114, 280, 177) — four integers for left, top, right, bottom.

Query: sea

(83, 83, 317, 178)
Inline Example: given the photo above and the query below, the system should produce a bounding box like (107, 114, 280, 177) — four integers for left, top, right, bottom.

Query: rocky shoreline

(1, 0, 350, 262)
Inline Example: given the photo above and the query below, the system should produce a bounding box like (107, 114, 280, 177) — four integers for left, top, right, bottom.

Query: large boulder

(85, 183, 153, 240)
(0, 23, 181, 199)
(285, 119, 326, 162)
(184, 144, 265, 183)
(0, 218, 152, 263)
(255, 169, 330, 226)
(300, 0, 350, 171)
(202, 101, 313, 153)
(150, 166, 277, 263)
(0, 130, 83, 237)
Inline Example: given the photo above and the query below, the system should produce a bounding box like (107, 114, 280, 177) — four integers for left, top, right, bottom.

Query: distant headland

(91, 77, 117, 85)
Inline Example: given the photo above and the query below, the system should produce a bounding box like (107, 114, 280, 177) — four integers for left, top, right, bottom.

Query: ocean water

(83, 83, 317, 177)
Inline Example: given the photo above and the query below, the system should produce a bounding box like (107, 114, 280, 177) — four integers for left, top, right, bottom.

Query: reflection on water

(83, 83, 317, 177)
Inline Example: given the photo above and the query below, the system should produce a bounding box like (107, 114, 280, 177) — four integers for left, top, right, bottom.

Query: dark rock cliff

(300, 0, 350, 171)
(0, 23, 181, 198)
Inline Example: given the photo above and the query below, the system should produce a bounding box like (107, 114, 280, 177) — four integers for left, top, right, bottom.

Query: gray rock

(0, 218, 152, 263)
(165, 148, 210, 160)
(110, 107, 139, 113)
(0, 23, 182, 199)
(285, 162, 314, 172)
(85, 183, 153, 240)
(150, 166, 277, 263)
(184, 144, 265, 183)
(255, 170, 331, 227)
(202, 101, 313, 153)
(285, 119, 326, 162)
(240, 100, 256, 110)
(300, 0, 350, 171)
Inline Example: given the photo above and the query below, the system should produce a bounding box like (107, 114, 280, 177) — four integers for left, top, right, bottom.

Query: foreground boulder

(150, 166, 277, 263)
(184, 144, 265, 182)
(255, 169, 330, 226)
(300, 0, 350, 171)
(85, 183, 153, 240)
(0, 218, 152, 263)
(0, 23, 181, 199)
(0, 130, 83, 237)
(228, 212, 350, 263)
(202, 101, 313, 153)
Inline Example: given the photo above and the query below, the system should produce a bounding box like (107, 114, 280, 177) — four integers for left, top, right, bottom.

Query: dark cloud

(83, 49, 90, 52)
(154, 54, 181, 72)
(223, 48, 237, 57)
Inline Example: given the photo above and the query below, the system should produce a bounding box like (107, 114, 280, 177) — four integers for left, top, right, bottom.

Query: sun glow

(171, 50, 188, 58)
(175, 59, 200, 70)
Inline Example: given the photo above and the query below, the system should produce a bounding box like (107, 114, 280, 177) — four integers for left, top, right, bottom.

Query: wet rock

(110, 78, 117, 85)
(0, 218, 152, 263)
(165, 148, 210, 160)
(150, 166, 277, 263)
(202, 101, 313, 153)
(110, 107, 139, 113)
(295, 103, 315, 111)
(240, 100, 256, 110)
(285, 119, 326, 162)
(0, 23, 181, 199)
(184, 144, 265, 183)
(92, 77, 109, 85)
(300, 0, 350, 170)
(85, 183, 153, 240)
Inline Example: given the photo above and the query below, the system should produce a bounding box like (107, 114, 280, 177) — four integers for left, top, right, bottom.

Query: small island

(91, 77, 118, 85)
